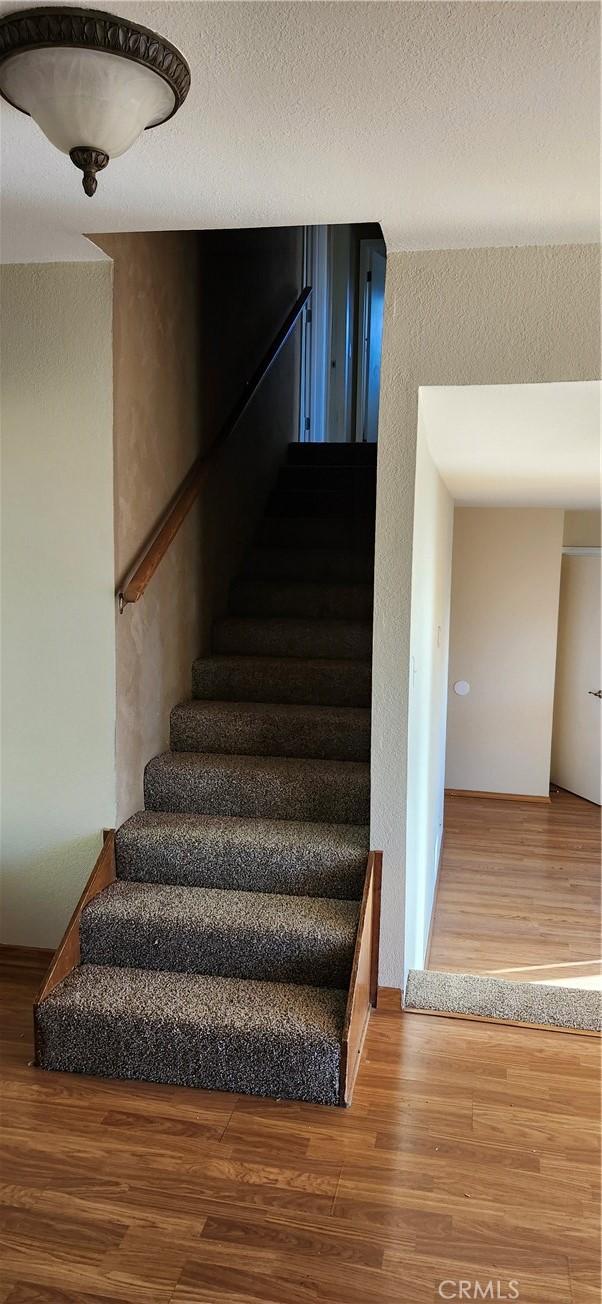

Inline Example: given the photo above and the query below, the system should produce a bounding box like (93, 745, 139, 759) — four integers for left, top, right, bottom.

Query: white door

(551, 553, 601, 805)
(326, 225, 354, 442)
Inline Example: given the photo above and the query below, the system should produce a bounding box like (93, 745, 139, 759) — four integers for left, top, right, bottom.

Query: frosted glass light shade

(0, 7, 190, 195)
(0, 46, 175, 157)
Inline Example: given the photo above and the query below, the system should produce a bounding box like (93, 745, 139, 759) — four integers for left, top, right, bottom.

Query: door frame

(298, 225, 330, 443)
(355, 237, 386, 443)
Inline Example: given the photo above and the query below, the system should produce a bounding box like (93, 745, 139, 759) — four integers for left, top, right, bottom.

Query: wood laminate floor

(428, 790, 601, 989)
(1, 948, 600, 1303)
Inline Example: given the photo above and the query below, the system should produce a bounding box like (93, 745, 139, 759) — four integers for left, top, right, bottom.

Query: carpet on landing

(405, 968, 601, 1033)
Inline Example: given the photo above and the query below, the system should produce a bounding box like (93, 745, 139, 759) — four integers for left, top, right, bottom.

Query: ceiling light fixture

(0, 6, 190, 196)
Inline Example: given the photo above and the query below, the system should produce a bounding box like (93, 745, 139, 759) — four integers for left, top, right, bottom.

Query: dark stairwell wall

(94, 226, 303, 823)
(197, 226, 304, 631)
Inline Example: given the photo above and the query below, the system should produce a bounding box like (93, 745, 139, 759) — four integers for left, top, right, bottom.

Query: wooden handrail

(118, 284, 312, 611)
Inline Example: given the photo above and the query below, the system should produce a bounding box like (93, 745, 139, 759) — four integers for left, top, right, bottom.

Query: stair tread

(257, 515, 375, 549)
(244, 544, 373, 570)
(83, 881, 358, 952)
(233, 578, 373, 594)
(81, 882, 357, 983)
(172, 698, 370, 730)
(147, 750, 370, 781)
(229, 578, 373, 621)
(116, 811, 368, 898)
(193, 653, 371, 671)
(118, 809, 369, 847)
(214, 615, 372, 660)
(287, 442, 377, 462)
(36, 965, 346, 1103)
(170, 698, 370, 761)
(217, 615, 372, 632)
(82, 876, 357, 980)
(259, 512, 375, 527)
(174, 698, 370, 721)
(267, 491, 375, 519)
(276, 468, 376, 496)
(40, 964, 347, 1035)
(117, 810, 368, 855)
(144, 750, 370, 824)
(192, 654, 371, 707)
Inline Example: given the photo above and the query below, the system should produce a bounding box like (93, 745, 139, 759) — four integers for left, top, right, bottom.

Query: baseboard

(0, 944, 54, 968)
(376, 986, 402, 1012)
(445, 789, 551, 804)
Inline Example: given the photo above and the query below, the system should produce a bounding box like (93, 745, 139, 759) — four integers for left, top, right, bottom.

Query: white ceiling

(0, 1, 599, 263)
(420, 381, 601, 508)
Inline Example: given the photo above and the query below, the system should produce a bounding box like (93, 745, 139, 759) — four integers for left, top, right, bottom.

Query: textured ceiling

(0, 0, 599, 262)
(421, 381, 601, 508)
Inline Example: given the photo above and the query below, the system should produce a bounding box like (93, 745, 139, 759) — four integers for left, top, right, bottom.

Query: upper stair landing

(268, 442, 377, 518)
(287, 441, 377, 465)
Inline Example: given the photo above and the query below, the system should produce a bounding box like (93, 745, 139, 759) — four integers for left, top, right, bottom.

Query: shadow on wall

(197, 226, 303, 633)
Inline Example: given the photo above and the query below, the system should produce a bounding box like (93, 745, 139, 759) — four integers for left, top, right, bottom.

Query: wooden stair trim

(340, 849, 382, 1105)
(34, 830, 116, 1017)
(376, 985, 402, 1011)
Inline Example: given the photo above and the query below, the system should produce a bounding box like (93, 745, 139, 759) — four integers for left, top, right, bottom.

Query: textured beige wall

(446, 507, 564, 797)
(563, 509, 601, 546)
(94, 233, 204, 824)
(372, 242, 601, 985)
(1, 263, 115, 947)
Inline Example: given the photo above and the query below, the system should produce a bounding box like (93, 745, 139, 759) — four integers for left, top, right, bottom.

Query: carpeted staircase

(35, 441, 377, 1105)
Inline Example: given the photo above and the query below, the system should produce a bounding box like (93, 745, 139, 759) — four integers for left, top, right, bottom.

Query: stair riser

(229, 580, 373, 621)
(242, 547, 373, 583)
(213, 618, 373, 660)
(287, 442, 377, 467)
(170, 703, 370, 761)
(257, 515, 375, 549)
(192, 658, 371, 707)
(144, 758, 370, 824)
(267, 489, 376, 518)
(117, 853, 364, 900)
(35, 1005, 341, 1105)
(116, 814, 368, 900)
(81, 915, 354, 990)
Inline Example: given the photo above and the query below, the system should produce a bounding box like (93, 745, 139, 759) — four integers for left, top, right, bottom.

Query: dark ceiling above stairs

(35, 441, 377, 1106)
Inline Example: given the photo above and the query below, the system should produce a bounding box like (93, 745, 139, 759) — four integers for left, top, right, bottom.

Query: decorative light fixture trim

(0, 6, 191, 195)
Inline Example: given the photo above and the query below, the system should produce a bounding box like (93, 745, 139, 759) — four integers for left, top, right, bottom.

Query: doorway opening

(299, 223, 386, 443)
(404, 380, 601, 1030)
